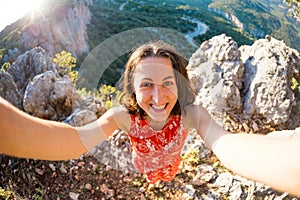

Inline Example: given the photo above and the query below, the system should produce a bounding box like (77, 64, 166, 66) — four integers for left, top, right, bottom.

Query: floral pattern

(128, 115, 188, 183)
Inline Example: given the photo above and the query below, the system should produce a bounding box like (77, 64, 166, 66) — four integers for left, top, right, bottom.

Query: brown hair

(121, 41, 196, 117)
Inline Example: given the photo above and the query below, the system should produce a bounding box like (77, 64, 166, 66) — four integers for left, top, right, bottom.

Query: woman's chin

(148, 111, 169, 122)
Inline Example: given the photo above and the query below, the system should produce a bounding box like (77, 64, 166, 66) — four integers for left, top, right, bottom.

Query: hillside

(3, 0, 299, 85)
(208, 0, 300, 50)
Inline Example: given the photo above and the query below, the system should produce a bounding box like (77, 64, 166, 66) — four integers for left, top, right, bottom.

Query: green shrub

(0, 62, 11, 73)
(77, 85, 121, 109)
(53, 50, 78, 83)
(0, 187, 13, 200)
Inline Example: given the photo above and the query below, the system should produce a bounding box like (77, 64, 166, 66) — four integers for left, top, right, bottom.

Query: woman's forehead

(134, 57, 174, 76)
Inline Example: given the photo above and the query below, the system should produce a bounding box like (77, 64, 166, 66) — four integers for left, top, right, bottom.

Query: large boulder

(240, 35, 300, 129)
(23, 71, 75, 120)
(188, 34, 300, 132)
(7, 47, 56, 98)
(187, 34, 244, 122)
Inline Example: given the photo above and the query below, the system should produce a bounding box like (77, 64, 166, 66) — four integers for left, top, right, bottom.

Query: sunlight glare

(0, 0, 46, 31)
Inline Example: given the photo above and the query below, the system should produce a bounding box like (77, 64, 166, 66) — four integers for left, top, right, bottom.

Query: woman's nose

(151, 84, 164, 103)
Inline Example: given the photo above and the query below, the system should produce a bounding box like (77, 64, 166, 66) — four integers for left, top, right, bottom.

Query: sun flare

(0, 0, 46, 31)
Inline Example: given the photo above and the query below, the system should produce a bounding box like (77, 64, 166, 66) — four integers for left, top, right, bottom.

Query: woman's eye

(140, 82, 152, 88)
(163, 81, 174, 87)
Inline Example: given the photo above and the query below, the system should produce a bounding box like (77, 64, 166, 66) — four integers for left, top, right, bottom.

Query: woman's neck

(146, 116, 172, 131)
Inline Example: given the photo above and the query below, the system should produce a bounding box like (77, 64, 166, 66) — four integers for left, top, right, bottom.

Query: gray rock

(8, 47, 56, 98)
(187, 34, 244, 122)
(65, 109, 97, 127)
(23, 71, 75, 120)
(240, 37, 300, 127)
(188, 34, 300, 130)
(0, 72, 22, 109)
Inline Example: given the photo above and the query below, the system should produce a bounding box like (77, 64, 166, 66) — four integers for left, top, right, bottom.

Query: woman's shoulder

(107, 106, 132, 132)
(182, 103, 209, 129)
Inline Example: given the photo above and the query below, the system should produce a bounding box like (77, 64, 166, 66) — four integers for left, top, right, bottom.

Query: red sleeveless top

(128, 115, 188, 183)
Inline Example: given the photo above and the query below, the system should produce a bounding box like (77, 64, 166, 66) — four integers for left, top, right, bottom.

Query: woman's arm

(188, 104, 300, 197)
(0, 96, 127, 161)
(213, 132, 300, 197)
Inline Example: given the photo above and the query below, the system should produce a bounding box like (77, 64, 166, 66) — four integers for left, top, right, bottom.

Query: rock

(23, 71, 75, 120)
(77, 162, 85, 167)
(228, 180, 243, 200)
(213, 172, 233, 193)
(64, 109, 97, 126)
(19, 0, 91, 58)
(85, 183, 92, 190)
(7, 47, 56, 98)
(188, 34, 300, 131)
(240, 36, 300, 128)
(69, 192, 80, 200)
(89, 130, 136, 174)
(49, 163, 56, 171)
(100, 184, 109, 194)
(59, 163, 68, 174)
(187, 34, 244, 122)
(34, 168, 44, 176)
(0, 72, 22, 109)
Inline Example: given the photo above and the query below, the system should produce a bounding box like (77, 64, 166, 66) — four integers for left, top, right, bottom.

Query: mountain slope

(208, 0, 300, 50)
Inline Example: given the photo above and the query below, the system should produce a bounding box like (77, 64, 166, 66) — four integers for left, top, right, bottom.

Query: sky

(0, 0, 46, 31)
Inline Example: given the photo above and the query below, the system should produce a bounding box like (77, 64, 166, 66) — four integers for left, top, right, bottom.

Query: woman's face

(133, 57, 178, 122)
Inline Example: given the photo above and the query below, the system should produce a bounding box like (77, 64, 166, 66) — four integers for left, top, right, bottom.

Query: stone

(187, 34, 244, 123)
(8, 47, 56, 97)
(0, 72, 22, 109)
(188, 34, 300, 131)
(23, 71, 75, 120)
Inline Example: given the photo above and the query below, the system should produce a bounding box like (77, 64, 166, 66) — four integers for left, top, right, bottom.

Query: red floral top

(128, 115, 188, 183)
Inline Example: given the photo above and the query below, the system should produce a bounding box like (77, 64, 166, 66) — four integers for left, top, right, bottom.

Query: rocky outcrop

(0, 46, 105, 121)
(188, 34, 300, 132)
(20, 0, 91, 58)
(209, 8, 265, 38)
(187, 34, 244, 123)
(240, 35, 300, 129)
(23, 71, 75, 120)
(7, 47, 56, 100)
(0, 0, 92, 64)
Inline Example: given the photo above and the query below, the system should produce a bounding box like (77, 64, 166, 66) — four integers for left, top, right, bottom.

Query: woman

(1, 41, 300, 196)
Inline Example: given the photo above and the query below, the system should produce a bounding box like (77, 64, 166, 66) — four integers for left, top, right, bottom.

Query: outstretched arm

(189, 104, 300, 197)
(0, 96, 127, 161)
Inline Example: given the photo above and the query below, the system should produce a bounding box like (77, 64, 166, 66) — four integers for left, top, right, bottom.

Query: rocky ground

(0, 130, 299, 200)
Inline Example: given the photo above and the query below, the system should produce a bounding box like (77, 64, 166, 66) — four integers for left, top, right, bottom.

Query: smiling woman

(0, 0, 46, 31)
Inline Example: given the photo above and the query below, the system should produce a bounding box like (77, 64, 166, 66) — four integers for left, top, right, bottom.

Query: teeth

(152, 104, 165, 110)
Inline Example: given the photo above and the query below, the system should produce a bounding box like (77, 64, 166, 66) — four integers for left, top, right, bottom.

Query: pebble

(35, 168, 44, 175)
(77, 161, 85, 167)
(85, 183, 92, 190)
(69, 192, 79, 200)
(100, 184, 109, 194)
(60, 164, 68, 174)
(49, 163, 56, 171)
